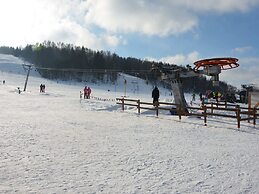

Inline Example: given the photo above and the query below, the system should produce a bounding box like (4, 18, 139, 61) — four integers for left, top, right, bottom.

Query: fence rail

(116, 97, 258, 129)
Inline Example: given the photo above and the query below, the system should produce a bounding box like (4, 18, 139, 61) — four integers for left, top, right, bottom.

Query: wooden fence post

(225, 100, 227, 108)
(247, 107, 251, 123)
(137, 99, 140, 114)
(178, 105, 182, 120)
(211, 103, 213, 114)
(236, 105, 240, 129)
(253, 107, 256, 127)
(122, 98, 125, 111)
(203, 105, 207, 126)
(155, 102, 159, 117)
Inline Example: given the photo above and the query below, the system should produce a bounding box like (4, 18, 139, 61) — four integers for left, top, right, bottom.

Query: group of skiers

(196, 90, 222, 103)
(81, 86, 92, 99)
(153, 86, 224, 106)
(39, 84, 46, 93)
(205, 90, 221, 102)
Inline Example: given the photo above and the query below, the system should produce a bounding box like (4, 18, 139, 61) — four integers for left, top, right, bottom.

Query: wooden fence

(116, 98, 259, 129)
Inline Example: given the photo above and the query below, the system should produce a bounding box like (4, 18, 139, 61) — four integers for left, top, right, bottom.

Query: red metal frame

(194, 57, 239, 70)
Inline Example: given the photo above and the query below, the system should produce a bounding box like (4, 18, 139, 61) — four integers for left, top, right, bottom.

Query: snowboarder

(152, 86, 160, 105)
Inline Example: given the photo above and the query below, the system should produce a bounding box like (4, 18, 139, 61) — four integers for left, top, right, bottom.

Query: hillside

(0, 42, 234, 94)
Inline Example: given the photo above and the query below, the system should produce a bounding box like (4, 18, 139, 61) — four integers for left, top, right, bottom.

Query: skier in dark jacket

(152, 86, 160, 105)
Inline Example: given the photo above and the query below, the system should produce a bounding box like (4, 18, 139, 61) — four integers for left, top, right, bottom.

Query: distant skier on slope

(86, 87, 92, 99)
(80, 91, 83, 99)
(42, 84, 45, 93)
(40, 84, 46, 93)
(40, 84, 43, 92)
(84, 86, 88, 99)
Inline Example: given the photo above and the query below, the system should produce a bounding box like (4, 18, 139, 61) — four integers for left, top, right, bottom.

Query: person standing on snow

(152, 86, 160, 105)
(42, 84, 45, 93)
(40, 84, 43, 93)
(80, 91, 83, 99)
(86, 86, 92, 99)
(199, 92, 203, 101)
(84, 86, 88, 99)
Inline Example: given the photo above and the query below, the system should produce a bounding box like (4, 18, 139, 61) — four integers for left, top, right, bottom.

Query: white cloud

(232, 46, 253, 53)
(220, 57, 259, 88)
(179, 0, 259, 12)
(147, 51, 200, 65)
(0, 0, 125, 49)
(1, 0, 259, 49)
(100, 35, 126, 48)
(84, 0, 198, 36)
(84, 0, 259, 36)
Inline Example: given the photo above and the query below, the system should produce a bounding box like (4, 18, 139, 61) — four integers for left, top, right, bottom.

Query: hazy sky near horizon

(0, 0, 258, 88)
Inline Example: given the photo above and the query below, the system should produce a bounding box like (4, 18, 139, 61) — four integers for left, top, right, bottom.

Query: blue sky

(0, 0, 258, 88)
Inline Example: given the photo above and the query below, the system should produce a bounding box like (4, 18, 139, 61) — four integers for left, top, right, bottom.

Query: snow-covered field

(0, 54, 259, 193)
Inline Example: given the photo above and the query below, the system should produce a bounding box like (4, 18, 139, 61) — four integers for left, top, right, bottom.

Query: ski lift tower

(194, 57, 239, 87)
(23, 64, 33, 92)
(153, 57, 239, 115)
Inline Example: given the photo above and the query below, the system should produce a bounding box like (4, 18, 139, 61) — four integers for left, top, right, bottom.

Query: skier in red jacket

(83, 86, 88, 99)
(86, 87, 91, 99)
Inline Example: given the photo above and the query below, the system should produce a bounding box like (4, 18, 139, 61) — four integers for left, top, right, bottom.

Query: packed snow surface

(0, 54, 259, 193)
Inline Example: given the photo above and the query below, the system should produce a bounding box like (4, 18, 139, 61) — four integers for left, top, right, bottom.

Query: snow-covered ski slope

(0, 54, 259, 193)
